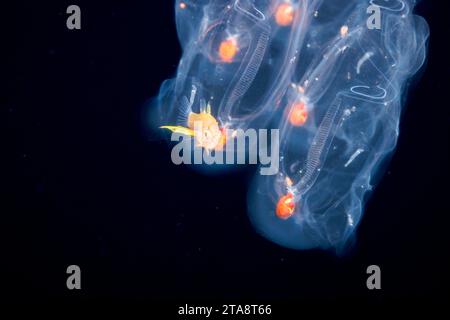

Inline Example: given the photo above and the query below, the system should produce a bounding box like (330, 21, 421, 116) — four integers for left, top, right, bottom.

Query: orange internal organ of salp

(276, 193, 296, 220)
(188, 112, 226, 151)
(219, 38, 238, 63)
(275, 3, 295, 26)
(289, 102, 308, 126)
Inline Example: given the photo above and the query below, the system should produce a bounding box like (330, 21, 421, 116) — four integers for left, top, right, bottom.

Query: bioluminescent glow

(152, 0, 429, 252)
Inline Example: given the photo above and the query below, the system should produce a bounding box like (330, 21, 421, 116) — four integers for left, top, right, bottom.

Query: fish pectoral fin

(160, 126, 195, 137)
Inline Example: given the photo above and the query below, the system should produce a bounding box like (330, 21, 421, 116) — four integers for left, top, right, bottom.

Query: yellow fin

(160, 126, 195, 136)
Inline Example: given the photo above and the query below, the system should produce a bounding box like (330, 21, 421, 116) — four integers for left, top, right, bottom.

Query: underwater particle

(340, 25, 349, 37)
(276, 193, 296, 220)
(219, 37, 239, 63)
(285, 176, 293, 187)
(289, 102, 308, 126)
(275, 2, 295, 27)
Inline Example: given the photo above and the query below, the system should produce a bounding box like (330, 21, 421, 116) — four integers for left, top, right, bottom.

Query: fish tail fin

(160, 126, 195, 137)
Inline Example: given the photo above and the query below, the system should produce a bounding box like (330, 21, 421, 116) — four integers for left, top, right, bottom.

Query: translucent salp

(152, 0, 429, 252)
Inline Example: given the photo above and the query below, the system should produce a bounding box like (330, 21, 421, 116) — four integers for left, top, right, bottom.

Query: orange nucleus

(275, 3, 295, 26)
(276, 193, 296, 220)
(219, 38, 238, 63)
(213, 128, 228, 151)
(289, 102, 308, 126)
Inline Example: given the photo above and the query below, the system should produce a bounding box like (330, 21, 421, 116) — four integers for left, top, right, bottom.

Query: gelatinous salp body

(152, 0, 429, 253)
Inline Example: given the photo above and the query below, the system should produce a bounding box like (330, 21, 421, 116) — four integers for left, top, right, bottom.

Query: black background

(3, 0, 449, 310)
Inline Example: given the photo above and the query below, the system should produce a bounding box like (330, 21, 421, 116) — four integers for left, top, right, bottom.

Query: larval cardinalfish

(160, 86, 227, 151)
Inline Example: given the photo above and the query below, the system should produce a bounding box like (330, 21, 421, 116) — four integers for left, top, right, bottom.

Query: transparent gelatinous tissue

(152, 0, 429, 252)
